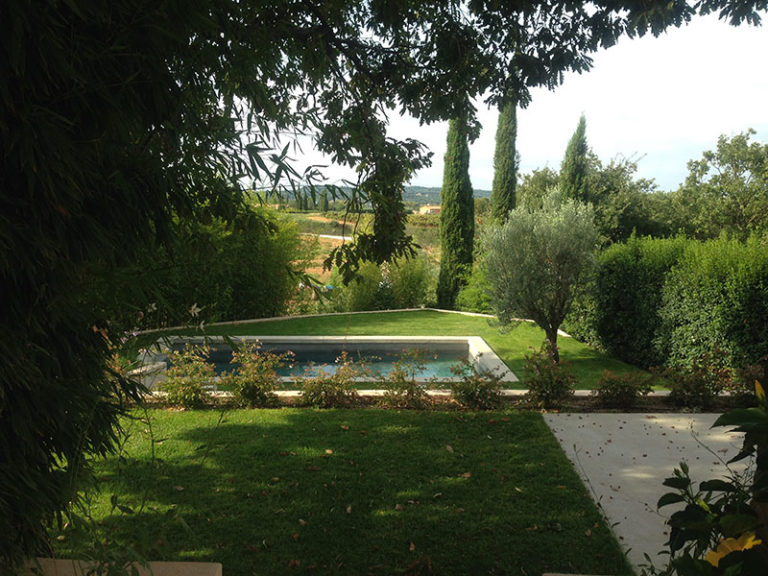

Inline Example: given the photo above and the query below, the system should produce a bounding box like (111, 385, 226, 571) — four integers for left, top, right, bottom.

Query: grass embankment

(53, 409, 633, 576)
(155, 309, 642, 389)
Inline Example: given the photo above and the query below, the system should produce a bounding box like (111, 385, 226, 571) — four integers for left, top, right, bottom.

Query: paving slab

(543, 413, 748, 572)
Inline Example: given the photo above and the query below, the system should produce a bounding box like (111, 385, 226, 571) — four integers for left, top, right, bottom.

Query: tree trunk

(545, 328, 559, 363)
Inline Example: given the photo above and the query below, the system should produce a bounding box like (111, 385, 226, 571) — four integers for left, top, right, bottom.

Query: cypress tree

(437, 116, 475, 309)
(490, 99, 518, 221)
(560, 114, 590, 202)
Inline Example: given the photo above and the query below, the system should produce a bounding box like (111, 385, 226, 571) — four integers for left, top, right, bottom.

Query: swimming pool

(137, 335, 517, 388)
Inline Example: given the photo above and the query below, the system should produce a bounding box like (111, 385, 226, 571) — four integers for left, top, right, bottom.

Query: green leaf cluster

(657, 236, 768, 374)
(568, 235, 768, 391)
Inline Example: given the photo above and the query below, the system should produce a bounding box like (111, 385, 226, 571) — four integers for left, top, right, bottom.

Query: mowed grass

(154, 309, 643, 389)
(53, 409, 633, 575)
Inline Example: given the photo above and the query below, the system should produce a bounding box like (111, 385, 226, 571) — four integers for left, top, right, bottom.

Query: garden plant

(643, 382, 768, 575)
(226, 343, 294, 408)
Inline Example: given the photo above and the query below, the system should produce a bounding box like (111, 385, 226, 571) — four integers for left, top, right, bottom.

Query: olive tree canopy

(483, 191, 598, 361)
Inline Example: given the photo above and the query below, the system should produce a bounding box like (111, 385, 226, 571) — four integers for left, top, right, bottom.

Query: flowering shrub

(448, 358, 503, 410)
(299, 351, 363, 408)
(592, 370, 654, 409)
(225, 343, 293, 408)
(380, 349, 433, 409)
(162, 345, 213, 408)
(523, 344, 575, 409)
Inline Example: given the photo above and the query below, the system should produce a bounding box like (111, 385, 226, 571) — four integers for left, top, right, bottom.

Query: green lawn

(53, 408, 633, 575)
(147, 309, 644, 389)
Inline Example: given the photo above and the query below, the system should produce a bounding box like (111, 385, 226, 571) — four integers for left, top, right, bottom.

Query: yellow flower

(756, 380, 766, 402)
(704, 532, 762, 567)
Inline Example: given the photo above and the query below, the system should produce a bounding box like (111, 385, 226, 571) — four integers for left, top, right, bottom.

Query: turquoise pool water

(197, 347, 463, 380)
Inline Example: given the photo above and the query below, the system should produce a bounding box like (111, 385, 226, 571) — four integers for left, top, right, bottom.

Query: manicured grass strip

(53, 409, 632, 576)
(156, 310, 642, 388)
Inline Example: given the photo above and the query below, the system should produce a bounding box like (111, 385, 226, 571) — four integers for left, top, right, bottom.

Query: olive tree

(483, 191, 598, 361)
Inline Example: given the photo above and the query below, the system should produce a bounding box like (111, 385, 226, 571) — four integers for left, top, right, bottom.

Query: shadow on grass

(56, 409, 633, 575)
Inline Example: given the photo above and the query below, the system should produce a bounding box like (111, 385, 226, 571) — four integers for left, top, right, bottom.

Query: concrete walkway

(543, 413, 748, 572)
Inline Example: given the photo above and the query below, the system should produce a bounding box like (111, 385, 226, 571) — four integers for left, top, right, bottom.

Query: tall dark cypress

(560, 114, 590, 202)
(437, 116, 474, 309)
(490, 99, 518, 221)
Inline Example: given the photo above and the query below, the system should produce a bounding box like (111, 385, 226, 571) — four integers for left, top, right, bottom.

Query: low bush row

(161, 343, 725, 411)
(160, 344, 505, 410)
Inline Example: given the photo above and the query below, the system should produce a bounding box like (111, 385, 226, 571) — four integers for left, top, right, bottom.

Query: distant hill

(403, 186, 491, 205)
(261, 185, 492, 208)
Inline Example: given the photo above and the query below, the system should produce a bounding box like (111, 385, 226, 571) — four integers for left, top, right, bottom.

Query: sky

(296, 14, 768, 193)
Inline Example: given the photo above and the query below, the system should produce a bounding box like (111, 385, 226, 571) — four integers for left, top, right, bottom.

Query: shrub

(731, 363, 765, 406)
(148, 209, 308, 326)
(448, 358, 503, 410)
(330, 261, 393, 312)
(455, 263, 493, 314)
(590, 235, 689, 368)
(523, 344, 576, 409)
(226, 343, 293, 408)
(162, 345, 213, 408)
(299, 351, 362, 408)
(380, 349, 432, 409)
(328, 255, 435, 312)
(390, 253, 436, 308)
(664, 350, 732, 409)
(592, 370, 654, 409)
(657, 236, 768, 373)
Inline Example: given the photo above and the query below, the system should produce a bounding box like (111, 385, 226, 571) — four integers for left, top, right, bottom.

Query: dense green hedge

(567, 235, 768, 374)
(657, 236, 768, 371)
(146, 210, 306, 326)
(592, 236, 689, 368)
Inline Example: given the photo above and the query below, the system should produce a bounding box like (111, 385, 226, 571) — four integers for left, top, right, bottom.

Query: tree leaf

(658, 493, 686, 508)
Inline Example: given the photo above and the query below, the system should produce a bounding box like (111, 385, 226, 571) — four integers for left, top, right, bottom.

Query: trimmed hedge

(657, 236, 768, 372)
(574, 235, 689, 368)
(567, 235, 768, 376)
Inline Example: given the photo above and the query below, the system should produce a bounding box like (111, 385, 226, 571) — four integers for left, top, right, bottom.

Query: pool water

(203, 347, 462, 380)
